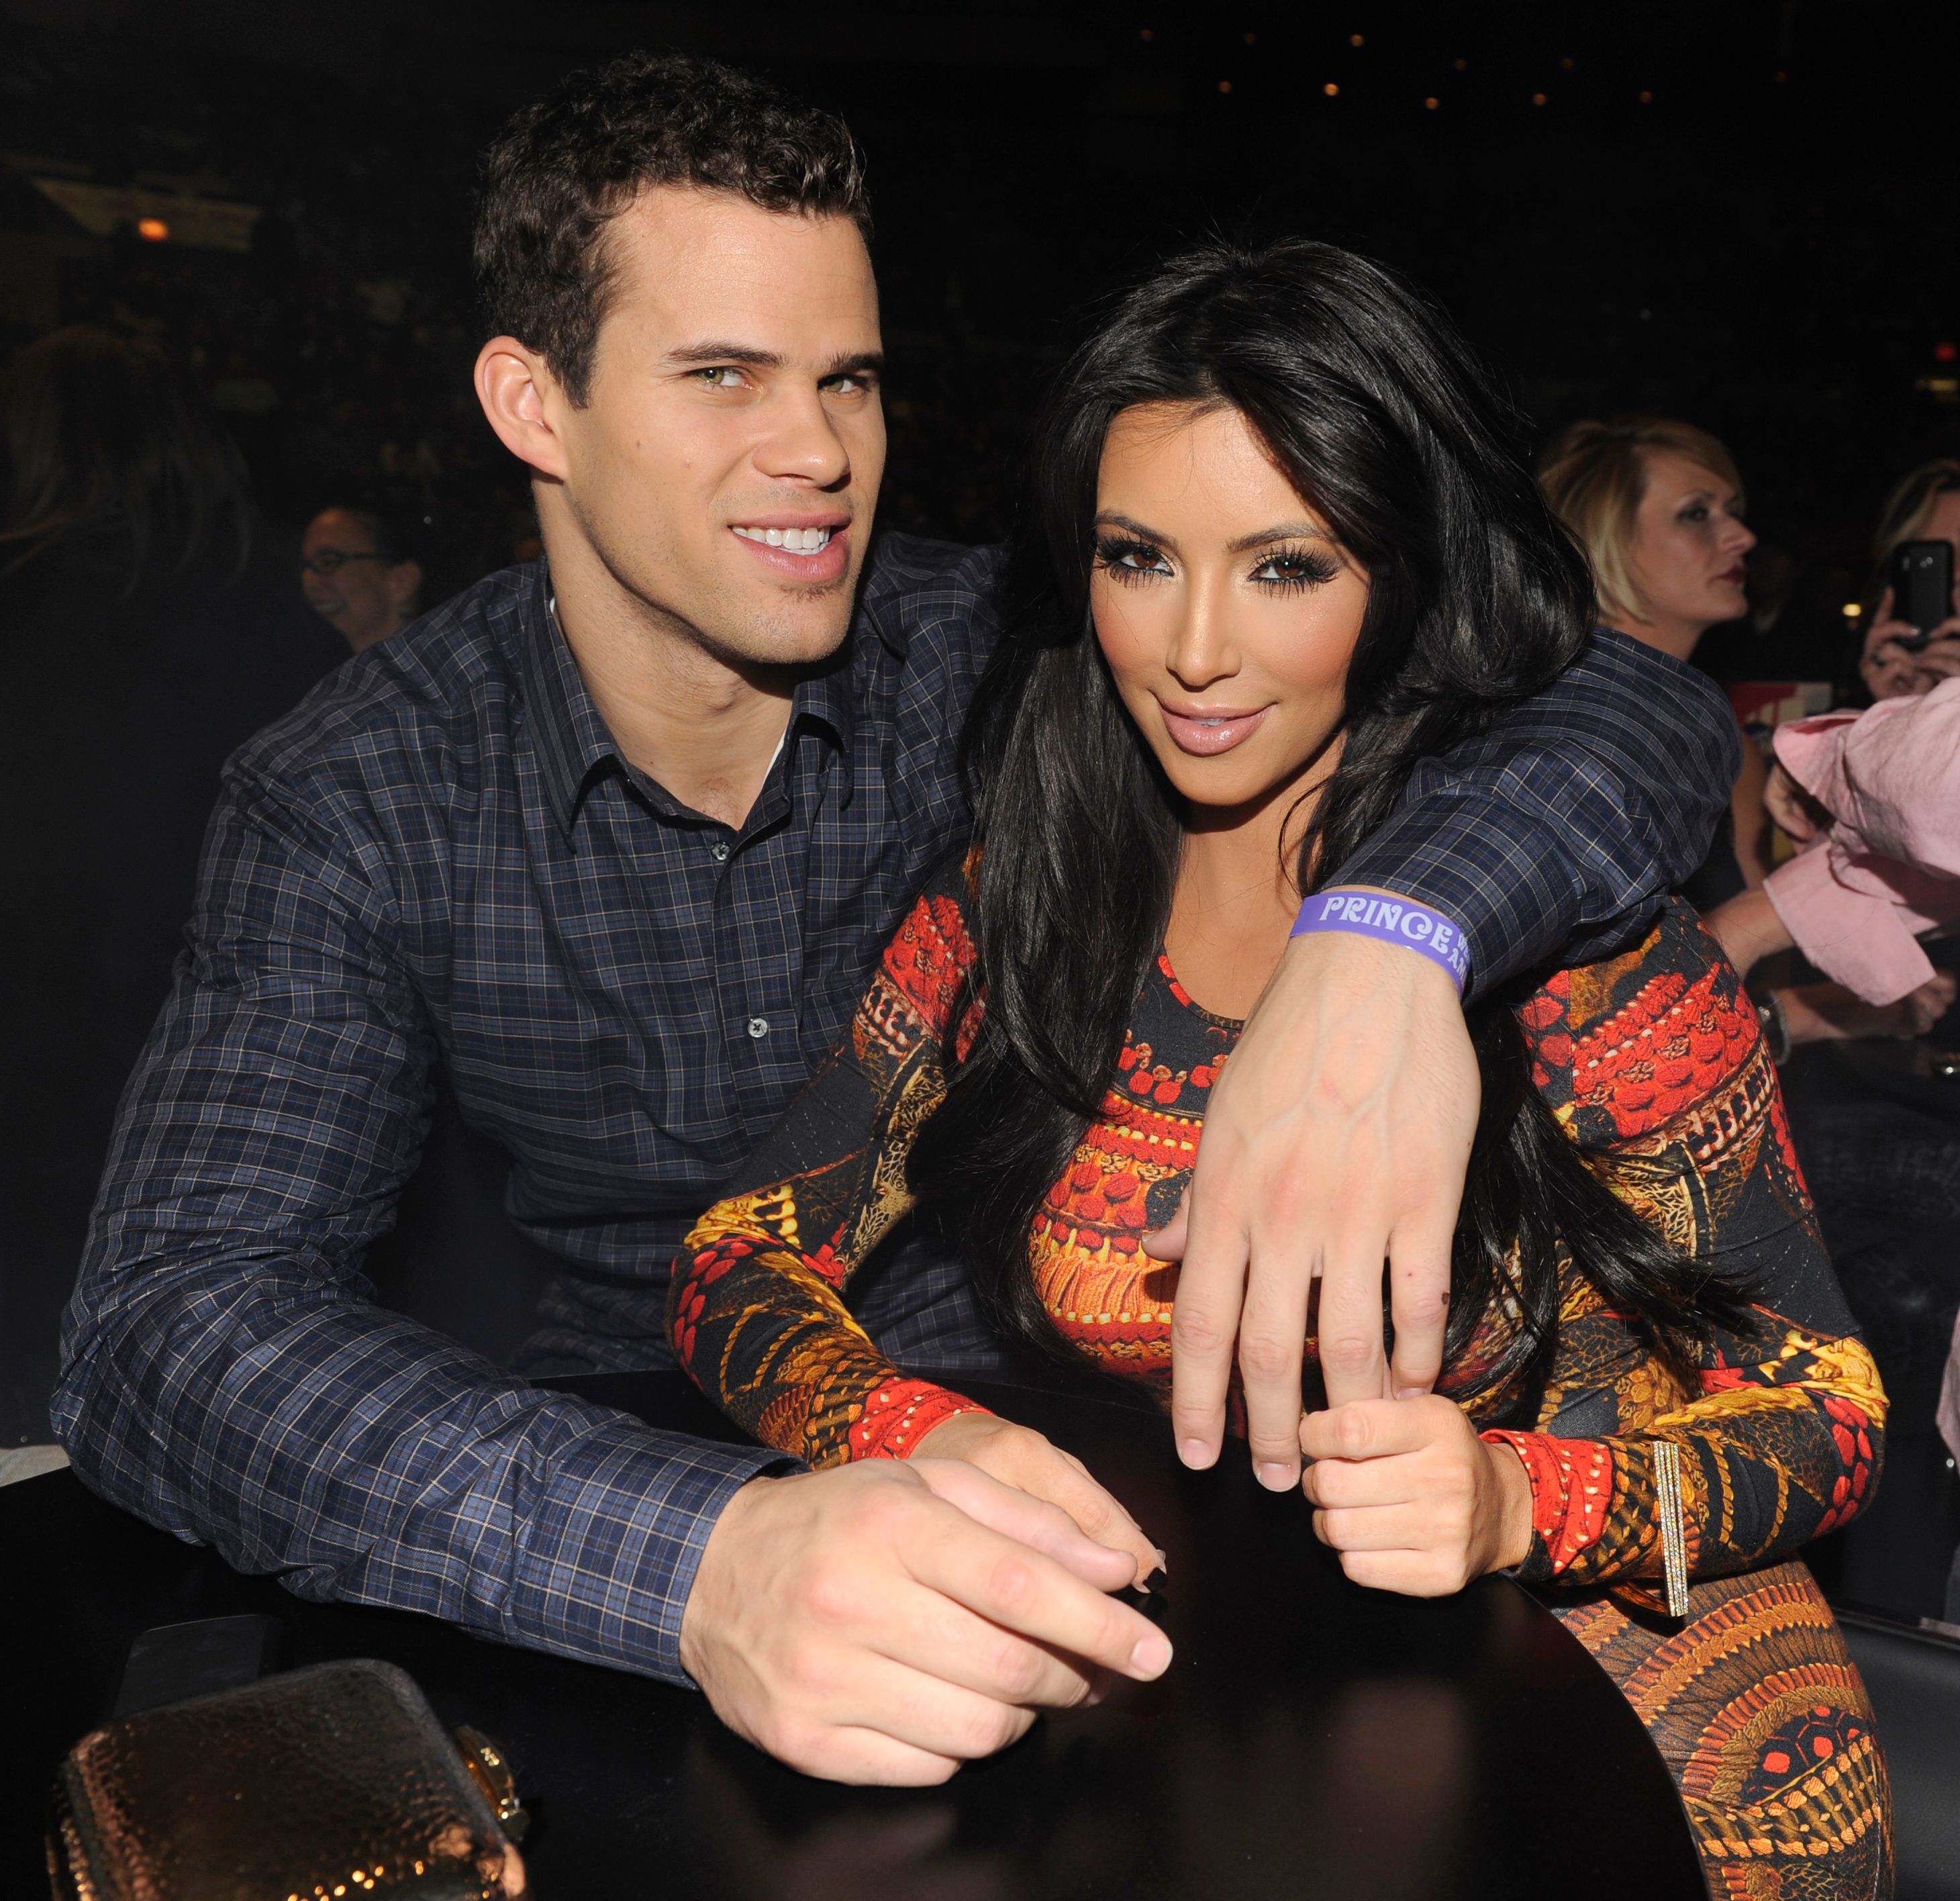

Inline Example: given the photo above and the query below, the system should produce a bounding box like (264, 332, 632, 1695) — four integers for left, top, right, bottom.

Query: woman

(1537, 418, 1767, 894)
(1859, 458, 1960, 701)
(669, 242, 1892, 1894)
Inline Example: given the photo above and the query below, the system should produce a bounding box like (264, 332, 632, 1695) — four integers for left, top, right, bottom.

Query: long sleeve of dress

(1484, 904, 1888, 1592)
(671, 861, 989, 1465)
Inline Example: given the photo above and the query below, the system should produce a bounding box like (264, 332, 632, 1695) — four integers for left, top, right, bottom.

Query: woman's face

(1624, 450, 1755, 642)
(1090, 402, 1370, 820)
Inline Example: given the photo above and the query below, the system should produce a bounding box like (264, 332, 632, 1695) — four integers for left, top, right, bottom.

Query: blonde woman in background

(1861, 458, 1960, 700)
(1542, 418, 1950, 1051)
(1538, 419, 1767, 888)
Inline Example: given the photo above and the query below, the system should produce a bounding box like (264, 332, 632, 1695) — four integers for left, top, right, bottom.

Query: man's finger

(838, 1649, 1057, 1763)
(912, 1458, 1137, 1591)
(1313, 1220, 1391, 1409)
(905, 1506, 1173, 1685)
(864, 1583, 1102, 1713)
(780, 1719, 965, 1788)
(1385, 1210, 1456, 1399)
(1167, 1170, 1250, 1470)
(1235, 1247, 1314, 1490)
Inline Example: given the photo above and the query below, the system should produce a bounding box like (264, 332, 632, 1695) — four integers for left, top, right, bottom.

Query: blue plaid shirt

(54, 536, 1739, 1686)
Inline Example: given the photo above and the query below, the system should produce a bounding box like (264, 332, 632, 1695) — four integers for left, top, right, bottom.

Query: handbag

(46, 1657, 529, 1899)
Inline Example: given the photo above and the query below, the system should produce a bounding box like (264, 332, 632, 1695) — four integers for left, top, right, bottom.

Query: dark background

(4, 0, 1958, 676)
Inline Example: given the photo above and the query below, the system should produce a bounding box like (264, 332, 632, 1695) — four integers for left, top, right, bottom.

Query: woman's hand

(1861, 586, 1960, 699)
(1298, 1396, 1533, 1596)
(910, 1412, 1165, 1584)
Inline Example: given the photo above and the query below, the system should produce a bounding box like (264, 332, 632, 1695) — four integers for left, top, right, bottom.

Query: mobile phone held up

(1888, 539, 1953, 652)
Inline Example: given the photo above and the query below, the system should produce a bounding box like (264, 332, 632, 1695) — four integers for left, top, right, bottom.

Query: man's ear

(475, 336, 571, 480)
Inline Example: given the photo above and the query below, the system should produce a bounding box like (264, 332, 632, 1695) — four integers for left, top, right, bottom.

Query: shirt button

(709, 840, 730, 863)
(746, 1016, 771, 1039)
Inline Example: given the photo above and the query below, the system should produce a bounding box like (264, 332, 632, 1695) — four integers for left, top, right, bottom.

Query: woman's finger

(1312, 1502, 1447, 1552)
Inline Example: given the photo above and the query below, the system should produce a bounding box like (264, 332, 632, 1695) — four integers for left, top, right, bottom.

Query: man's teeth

(733, 525, 834, 552)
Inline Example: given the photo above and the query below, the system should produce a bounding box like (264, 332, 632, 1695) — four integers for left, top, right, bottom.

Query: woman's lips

(1158, 701, 1273, 757)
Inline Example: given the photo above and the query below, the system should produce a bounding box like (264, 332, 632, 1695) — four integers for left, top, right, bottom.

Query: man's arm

(1169, 630, 1738, 1481)
(51, 752, 780, 1684)
(52, 748, 1169, 1770)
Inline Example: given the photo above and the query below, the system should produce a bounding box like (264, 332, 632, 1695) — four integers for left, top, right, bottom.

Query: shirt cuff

(515, 1419, 798, 1688)
(1763, 845, 1937, 1006)
(1329, 796, 1583, 1000)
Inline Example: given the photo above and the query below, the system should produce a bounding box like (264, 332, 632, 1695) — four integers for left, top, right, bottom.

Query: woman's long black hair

(908, 238, 1749, 1418)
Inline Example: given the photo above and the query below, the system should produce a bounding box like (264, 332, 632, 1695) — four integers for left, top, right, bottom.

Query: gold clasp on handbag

(452, 1728, 530, 1843)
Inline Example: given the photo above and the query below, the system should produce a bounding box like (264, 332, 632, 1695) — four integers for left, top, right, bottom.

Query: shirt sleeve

(671, 860, 991, 1467)
(50, 749, 785, 1688)
(1329, 628, 1741, 997)
(1485, 904, 1887, 1594)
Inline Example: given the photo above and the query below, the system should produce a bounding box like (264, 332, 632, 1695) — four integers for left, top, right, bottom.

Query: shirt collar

(513, 561, 863, 838)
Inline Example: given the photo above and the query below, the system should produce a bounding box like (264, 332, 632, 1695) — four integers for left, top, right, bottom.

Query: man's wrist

(1290, 886, 1471, 994)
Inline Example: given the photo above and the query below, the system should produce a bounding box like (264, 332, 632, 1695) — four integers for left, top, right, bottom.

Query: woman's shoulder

(1515, 895, 1764, 1149)
(875, 849, 982, 1034)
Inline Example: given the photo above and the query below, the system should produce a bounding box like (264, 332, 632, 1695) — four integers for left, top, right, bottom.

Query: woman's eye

(1679, 503, 1709, 524)
(1097, 538, 1172, 579)
(1253, 550, 1336, 588)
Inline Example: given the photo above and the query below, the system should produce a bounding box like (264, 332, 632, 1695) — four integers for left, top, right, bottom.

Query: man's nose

(754, 383, 851, 488)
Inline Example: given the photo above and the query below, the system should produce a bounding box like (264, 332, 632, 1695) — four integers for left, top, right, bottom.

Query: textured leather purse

(46, 1658, 529, 1900)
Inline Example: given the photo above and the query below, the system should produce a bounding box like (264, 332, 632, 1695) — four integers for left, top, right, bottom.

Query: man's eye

(824, 373, 874, 397)
(695, 367, 748, 389)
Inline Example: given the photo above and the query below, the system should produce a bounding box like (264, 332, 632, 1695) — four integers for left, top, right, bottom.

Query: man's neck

(546, 532, 794, 830)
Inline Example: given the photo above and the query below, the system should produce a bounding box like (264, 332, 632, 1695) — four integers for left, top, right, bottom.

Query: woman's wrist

(1483, 1436, 1536, 1572)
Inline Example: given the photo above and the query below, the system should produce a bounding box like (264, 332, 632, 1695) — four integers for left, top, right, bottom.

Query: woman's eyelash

(1252, 546, 1339, 588)
(1095, 536, 1170, 580)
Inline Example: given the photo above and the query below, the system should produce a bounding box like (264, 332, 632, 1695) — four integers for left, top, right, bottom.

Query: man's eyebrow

(1227, 521, 1338, 554)
(662, 341, 783, 370)
(658, 343, 886, 379)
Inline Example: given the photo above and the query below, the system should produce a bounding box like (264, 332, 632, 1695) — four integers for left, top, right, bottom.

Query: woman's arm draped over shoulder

(671, 861, 991, 1466)
(1481, 906, 1887, 1592)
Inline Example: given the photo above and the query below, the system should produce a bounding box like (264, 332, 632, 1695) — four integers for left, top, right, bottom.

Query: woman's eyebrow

(1228, 522, 1337, 553)
(1095, 509, 1179, 551)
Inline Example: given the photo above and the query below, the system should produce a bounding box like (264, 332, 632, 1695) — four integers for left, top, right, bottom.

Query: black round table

(4, 1373, 1704, 1898)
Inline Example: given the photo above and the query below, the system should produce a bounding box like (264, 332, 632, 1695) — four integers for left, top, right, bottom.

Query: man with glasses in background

(300, 503, 424, 652)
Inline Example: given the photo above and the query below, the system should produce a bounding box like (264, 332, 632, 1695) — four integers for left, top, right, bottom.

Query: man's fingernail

(1257, 1462, 1296, 1491)
(1130, 1632, 1173, 1677)
(1179, 1437, 1218, 1469)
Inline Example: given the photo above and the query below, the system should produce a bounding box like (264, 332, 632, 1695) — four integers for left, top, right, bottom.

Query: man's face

(301, 509, 415, 652)
(549, 189, 885, 671)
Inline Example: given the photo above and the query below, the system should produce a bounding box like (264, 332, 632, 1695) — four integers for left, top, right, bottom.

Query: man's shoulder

(856, 532, 1004, 665)
(233, 565, 535, 798)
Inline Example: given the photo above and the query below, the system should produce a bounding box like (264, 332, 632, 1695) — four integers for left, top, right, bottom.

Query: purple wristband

(1289, 888, 1471, 992)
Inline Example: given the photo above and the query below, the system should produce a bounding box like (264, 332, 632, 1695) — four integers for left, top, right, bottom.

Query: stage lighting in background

(136, 217, 169, 242)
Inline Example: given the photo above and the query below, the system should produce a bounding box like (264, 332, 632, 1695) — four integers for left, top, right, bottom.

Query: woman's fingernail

(1395, 1386, 1426, 1401)
(1257, 1461, 1296, 1491)
(1130, 1632, 1173, 1677)
(1179, 1437, 1217, 1469)
(1142, 1565, 1169, 1594)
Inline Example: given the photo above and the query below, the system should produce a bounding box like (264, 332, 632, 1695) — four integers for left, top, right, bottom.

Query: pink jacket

(1763, 677, 1960, 1006)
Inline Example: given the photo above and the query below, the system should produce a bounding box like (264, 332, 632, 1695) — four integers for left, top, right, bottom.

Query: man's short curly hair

(474, 52, 871, 406)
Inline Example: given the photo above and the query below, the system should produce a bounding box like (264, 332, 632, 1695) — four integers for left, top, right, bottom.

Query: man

(56, 54, 1738, 1784)
(300, 503, 424, 652)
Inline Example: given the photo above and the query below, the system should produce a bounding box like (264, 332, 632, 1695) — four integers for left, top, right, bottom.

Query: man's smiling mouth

(732, 525, 834, 553)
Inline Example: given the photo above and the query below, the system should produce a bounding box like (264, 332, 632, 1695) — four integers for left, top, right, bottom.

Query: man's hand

(1155, 924, 1476, 1488)
(678, 1460, 1172, 1786)
(1299, 1396, 1533, 1596)
(910, 1412, 1164, 1582)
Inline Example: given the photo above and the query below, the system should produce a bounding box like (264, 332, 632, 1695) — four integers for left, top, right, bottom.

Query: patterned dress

(672, 861, 1894, 1899)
